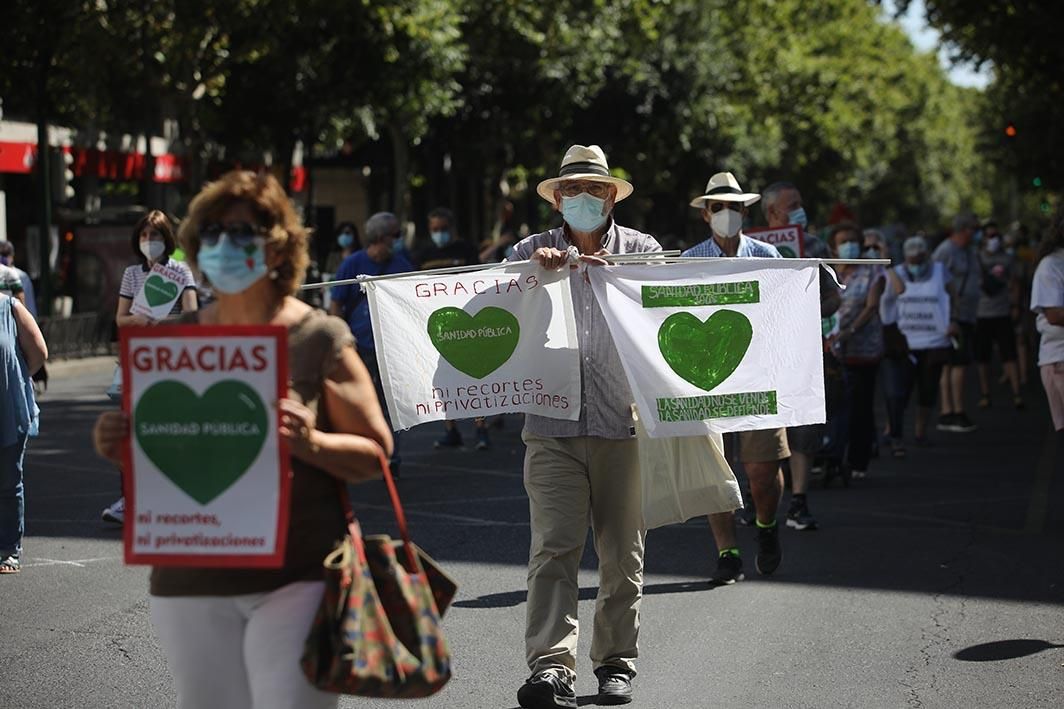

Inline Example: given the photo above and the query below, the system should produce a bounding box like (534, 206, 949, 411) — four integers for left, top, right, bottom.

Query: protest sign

(366, 263, 581, 430)
(120, 325, 290, 567)
(131, 261, 189, 319)
(589, 259, 825, 437)
(745, 224, 804, 258)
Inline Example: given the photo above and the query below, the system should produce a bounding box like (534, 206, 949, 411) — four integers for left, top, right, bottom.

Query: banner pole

(298, 251, 684, 290)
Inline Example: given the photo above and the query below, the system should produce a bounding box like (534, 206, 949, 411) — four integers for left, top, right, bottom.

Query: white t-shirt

(1030, 249, 1064, 366)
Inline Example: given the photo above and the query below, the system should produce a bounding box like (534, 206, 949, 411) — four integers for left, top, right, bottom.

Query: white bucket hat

(689, 171, 761, 209)
(536, 144, 634, 203)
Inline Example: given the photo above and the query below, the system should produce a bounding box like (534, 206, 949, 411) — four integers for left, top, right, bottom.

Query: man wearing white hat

(683, 172, 790, 585)
(506, 144, 661, 709)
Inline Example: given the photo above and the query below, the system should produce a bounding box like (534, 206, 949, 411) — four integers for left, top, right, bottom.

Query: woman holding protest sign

(0, 292, 47, 574)
(92, 171, 394, 709)
(101, 211, 199, 526)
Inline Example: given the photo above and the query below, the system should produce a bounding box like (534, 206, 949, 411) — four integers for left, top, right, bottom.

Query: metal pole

(298, 251, 685, 290)
(35, 117, 51, 317)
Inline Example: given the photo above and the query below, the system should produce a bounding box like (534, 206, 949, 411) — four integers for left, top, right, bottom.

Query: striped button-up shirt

(682, 232, 782, 259)
(507, 221, 662, 439)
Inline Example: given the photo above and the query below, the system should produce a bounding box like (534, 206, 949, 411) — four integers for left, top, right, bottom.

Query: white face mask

(710, 209, 743, 238)
(140, 239, 166, 261)
(985, 236, 1002, 254)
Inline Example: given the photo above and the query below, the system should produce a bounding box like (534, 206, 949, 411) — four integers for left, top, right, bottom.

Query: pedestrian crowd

(0, 140, 1059, 709)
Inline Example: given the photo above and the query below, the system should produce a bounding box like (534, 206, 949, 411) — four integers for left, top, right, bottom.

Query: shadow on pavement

(455, 580, 710, 609)
(953, 638, 1064, 662)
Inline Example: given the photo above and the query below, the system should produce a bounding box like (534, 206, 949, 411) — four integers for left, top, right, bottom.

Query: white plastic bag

(106, 364, 122, 402)
(634, 407, 743, 530)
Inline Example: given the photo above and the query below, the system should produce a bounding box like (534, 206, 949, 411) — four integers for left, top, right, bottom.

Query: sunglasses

(708, 202, 742, 213)
(199, 222, 266, 247)
(557, 181, 613, 199)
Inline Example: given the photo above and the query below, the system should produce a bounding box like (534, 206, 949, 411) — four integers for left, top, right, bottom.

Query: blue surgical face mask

(337, 233, 354, 249)
(787, 207, 808, 229)
(393, 237, 407, 257)
(430, 230, 452, 248)
(561, 193, 608, 233)
(905, 262, 929, 279)
(0, 256, 11, 266)
(198, 234, 268, 294)
(837, 242, 861, 260)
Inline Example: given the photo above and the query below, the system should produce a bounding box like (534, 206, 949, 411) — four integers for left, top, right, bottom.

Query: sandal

(0, 555, 20, 574)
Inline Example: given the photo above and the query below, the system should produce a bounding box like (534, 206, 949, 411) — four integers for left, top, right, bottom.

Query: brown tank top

(150, 309, 355, 596)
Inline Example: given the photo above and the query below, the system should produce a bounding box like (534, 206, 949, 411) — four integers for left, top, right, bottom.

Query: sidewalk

(45, 355, 116, 381)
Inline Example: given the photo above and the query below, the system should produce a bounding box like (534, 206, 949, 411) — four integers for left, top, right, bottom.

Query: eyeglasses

(557, 181, 613, 199)
(707, 202, 742, 213)
(199, 222, 266, 247)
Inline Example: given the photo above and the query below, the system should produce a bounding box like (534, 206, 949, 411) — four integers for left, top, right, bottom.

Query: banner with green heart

(131, 263, 186, 319)
(121, 326, 290, 568)
(427, 306, 521, 379)
(588, 260, 827, 438)
(135, 380, 268, 505)
(658, 310, 753, 391)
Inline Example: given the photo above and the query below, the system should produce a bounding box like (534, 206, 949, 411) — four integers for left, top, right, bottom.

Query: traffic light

(61, 150, 74, 200)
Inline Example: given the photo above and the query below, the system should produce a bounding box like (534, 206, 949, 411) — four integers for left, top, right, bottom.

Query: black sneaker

(433, 428, 463, 449)
(755, 523, 782, 575)
(594, 666, 633, 705)
(710, 552, 744, 585)
(735, 506, 757, 526)
(935, 413, 957, 432)
(786, 498, 818, 531)
(517, 668, 576, 709)
(952, 413, 978, 433)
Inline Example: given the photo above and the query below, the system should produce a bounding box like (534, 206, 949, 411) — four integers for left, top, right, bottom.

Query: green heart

(658, 310, 753, 391)
(134, 380, 268, 505)
(144, 275, 180, 307)
(427, 306, 520, 379)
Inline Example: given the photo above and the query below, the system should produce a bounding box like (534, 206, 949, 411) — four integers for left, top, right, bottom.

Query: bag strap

(336, 444, 419, 572)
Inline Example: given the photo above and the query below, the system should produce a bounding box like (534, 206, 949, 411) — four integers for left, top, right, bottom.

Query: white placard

(121, 326, 290, 567)
(589, 258, 825, 437)
(367, 263, 581, 430)
(131, 261, 189, 319)
(745, 224, 804, 258)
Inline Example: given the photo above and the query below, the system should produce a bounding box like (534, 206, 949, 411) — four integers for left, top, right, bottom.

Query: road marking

(356, 502, 527, 527)
(22, 556, 121, 568)
(25, 458, 118, 475)
(400, 460, 522, 479)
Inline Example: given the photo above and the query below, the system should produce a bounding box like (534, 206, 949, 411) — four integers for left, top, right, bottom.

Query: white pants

(150, 581, 337, 709)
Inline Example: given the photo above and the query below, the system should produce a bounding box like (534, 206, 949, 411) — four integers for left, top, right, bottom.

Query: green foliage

(0, 0, 1005, 232)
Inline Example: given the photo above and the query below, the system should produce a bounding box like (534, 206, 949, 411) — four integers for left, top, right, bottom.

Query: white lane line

(409, 495, 528, 507)
(400, 460, 521, 479)
(24, 458, 118, 475)
(355, 502, 527, 528)
(22, 556, 121, 568)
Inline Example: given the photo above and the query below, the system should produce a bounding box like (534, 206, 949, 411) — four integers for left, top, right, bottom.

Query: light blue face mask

(837, 242, 862, 260)
(788, 207, 808, 229)
(337, 233, 355, 249)
(430, 230, 452, 248)
(905, 262, 929, 280)
(198, 235, 268, 294)
(393, 237, 407, 257)
(561, 193, 608, 233)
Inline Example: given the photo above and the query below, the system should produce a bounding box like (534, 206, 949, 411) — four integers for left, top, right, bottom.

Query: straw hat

(689, 171, 761, 209)
(536, 145, 634, 203)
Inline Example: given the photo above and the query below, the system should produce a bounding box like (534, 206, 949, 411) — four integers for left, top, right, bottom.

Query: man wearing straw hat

(507, 144, 661, 708)
(683, 172, 790, 585)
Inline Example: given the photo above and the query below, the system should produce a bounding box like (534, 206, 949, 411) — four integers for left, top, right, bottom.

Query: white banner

(131, 261, 188, 319)
(367, 263, 581, 430)
(589, 259, 825, 437)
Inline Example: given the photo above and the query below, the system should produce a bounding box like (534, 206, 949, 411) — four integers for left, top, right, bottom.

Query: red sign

(0, 141, 36, 174)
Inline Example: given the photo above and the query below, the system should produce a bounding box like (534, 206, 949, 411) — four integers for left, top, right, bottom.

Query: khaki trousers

(522, 433, 645, 677)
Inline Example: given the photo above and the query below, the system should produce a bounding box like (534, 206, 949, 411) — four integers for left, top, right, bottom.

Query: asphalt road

(3, 362, 1063, 708)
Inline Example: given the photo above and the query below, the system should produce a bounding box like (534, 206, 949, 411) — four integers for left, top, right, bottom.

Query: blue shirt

(682, 233, 782, 259)
(331, 250, 415, 351)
